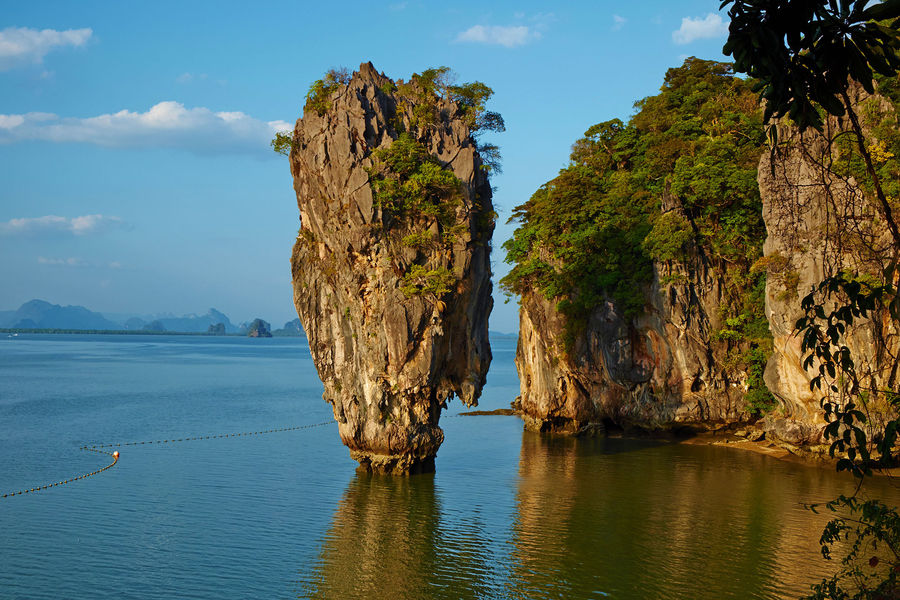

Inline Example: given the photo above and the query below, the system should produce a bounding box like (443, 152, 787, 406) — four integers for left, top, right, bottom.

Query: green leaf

(862, 0, 900, 21)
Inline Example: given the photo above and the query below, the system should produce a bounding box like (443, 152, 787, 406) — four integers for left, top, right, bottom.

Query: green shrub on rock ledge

(305, 68, 351, 116)
(270, 132, 294, 156)
(399, 265, 454, 299)
(367, 133, 463, 224)
(394, 66, 506, 135)
(643, 211, 693, 262)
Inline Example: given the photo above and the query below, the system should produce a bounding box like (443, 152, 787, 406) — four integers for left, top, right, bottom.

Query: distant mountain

(0, 300, 278, 335)
(1, 299, 121, 330)
(143, 320, 167, 332)
(489, 330, 518, 338)
(207, 323, 226, 335)
(148, 308, 238, 333)
(123, 317, 147, 330)
(272, 318, 304, 337)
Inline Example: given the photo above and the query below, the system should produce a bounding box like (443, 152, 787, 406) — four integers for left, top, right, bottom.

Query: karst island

(284, 63, 500, 473)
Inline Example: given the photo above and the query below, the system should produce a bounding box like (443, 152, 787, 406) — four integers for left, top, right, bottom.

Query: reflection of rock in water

(506, 432, 846, 599)
(299, 474, 494, 599)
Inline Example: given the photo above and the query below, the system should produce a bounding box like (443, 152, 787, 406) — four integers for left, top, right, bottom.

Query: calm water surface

(1, 333, 899, 599)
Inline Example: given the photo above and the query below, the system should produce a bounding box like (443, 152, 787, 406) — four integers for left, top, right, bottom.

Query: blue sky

(1, 0, 733, 332)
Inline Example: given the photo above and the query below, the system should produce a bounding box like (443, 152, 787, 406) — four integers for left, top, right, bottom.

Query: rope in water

(80, 421, 332, 449)
(1, 447, 119, 499)
(0, 420, 332, 500)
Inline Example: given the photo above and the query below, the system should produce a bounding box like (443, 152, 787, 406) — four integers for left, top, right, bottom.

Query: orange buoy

(113, 451, 119, 459)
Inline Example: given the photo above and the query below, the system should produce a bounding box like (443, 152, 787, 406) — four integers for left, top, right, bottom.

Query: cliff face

(516, 227, 751, 434)
(758, 89, 900, 448)
(289, 63, 494, 473)
(514, 85, 900, 445)
(509, 60, 766, 435)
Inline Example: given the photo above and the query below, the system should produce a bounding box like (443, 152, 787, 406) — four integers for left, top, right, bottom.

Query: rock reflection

(298, 432, 900, 599)
(298, 473, 495, 599)
(505, 432, 863, 600)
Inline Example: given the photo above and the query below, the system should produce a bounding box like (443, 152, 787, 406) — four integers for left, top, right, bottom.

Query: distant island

(0, 299, 305, 337)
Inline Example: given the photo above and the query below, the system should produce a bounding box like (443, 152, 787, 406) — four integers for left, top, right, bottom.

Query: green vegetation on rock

(305, 68, 351, 116)
(392, 66, 506, 137)
(833, 73, 900, 217)
(399, 265, 455, 299)
(367, 132, 463, 224)
(501, 58, 774, 414)
(362, 67, 503, 303)
(501, 57, 773, 410)
(270, 131, 293, 156)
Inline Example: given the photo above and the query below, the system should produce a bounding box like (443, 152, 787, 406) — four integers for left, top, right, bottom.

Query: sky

(0, 0, 734, 332)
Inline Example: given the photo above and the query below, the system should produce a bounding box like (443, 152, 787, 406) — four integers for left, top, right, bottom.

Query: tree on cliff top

(271, 66, 504, 171)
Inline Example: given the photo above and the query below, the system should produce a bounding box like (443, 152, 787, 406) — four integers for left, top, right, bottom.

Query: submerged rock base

(352, 452, 436, 475)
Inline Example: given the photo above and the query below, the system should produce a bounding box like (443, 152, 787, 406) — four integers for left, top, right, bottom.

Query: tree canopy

(722, 0, 900, 133)
(502, 57, 766, 337)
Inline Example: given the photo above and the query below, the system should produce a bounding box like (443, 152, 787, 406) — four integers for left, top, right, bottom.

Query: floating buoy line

(1, 420, 332, 500)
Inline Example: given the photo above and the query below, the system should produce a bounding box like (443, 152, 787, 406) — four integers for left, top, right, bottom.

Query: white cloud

(0, 27, 92, 71)
(37, 256, 88, 267)
(672, 13, 729, 44)
(613, 15, 627, 31)
(455, 25, 539, 48)
(0, 115, 25, 128)
(0, 214, 126, 236)
(0, 102, 292, 156)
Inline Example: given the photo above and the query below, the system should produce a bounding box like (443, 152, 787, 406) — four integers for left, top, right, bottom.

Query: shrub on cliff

(394, 66, 506, 136)
(305, 68, 351, 116)
(366, 133, 462, 224)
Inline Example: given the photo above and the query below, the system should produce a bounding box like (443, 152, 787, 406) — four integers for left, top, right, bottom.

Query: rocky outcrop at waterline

(508, 60, 766, 436)
(515, 209, 753, 435)
(246, 318, 272, 338)
(288, 63, 495, 473)
(511, 70, 900, 450)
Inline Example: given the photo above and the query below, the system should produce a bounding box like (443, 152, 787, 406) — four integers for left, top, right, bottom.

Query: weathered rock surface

(516, 192, 751, 434)
(758, 89, 899, 448)
(289, 63, 493, 473)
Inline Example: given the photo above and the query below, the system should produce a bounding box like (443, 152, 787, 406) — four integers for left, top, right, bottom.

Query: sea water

(1, 333, 898, 599)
